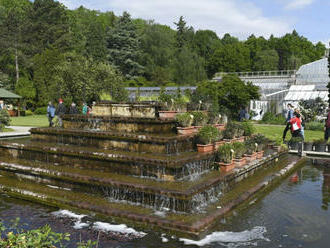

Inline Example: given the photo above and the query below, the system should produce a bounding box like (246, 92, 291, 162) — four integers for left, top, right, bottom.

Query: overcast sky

(58, 0, 329, 46)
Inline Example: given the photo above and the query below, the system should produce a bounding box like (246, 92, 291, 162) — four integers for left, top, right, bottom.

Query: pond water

(0, 158, 329, 247)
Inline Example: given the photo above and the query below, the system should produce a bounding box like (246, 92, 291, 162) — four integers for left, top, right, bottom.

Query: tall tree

(254, 49, 279, 71)
(0, 0, 31, 87)
(208, 43, 251, 74)
(139, 22, 175, 84)
(107, 11, 144, 79)
(26, 0, 72, 55)
(172, 16, 206, 84)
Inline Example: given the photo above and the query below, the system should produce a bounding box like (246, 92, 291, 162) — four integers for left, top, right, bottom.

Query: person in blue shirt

(283, 103, 294, 142)
(47, 101, 56, 127)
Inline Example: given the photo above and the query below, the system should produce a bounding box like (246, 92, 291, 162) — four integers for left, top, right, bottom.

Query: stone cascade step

(62, 115, 177, 134)
(30, 128, 195, 155)
(0, 140, 215, 181)
(0, 157, 224, 213)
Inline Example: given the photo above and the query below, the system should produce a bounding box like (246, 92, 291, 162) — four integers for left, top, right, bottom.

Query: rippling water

(0, 159, 329, 247)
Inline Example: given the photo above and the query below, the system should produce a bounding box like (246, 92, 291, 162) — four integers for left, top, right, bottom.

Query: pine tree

(106, 11, 144, 79)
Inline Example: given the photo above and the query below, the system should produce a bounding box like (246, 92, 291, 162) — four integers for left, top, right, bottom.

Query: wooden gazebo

(0, 88, 22, 116)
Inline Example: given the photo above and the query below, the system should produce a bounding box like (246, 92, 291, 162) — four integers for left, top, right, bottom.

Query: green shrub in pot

(216, 143, 234, 163)
(191, 111, 208, 126)
(176, 112, 194, 127)
(197, 125, 220, 145)
(232, 142, 246, 159)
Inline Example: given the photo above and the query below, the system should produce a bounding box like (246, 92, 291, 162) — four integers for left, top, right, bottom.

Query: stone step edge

(62, 114, 176, 124)
(0, 161, 220, 200)
(0, 142, 212, 168)
(0, 154, 306, 238)
(30, 127, 195, 143)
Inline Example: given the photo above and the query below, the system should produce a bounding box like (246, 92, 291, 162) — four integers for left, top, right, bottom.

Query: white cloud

(284, 0, 315, 10)
(59, 0, 292, 40)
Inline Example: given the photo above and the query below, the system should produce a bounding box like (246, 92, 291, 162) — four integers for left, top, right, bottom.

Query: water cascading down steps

(0, 102, 287, 237)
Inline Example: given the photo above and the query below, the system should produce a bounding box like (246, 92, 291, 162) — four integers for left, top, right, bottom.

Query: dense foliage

(0, 0, 326, 109)
(299, 97, 328, 122)
(191, 75, 260, 119)
(0, 109, 10, 131)
(0, 219, 97, 247)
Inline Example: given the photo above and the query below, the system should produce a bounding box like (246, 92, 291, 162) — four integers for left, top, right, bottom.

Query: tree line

(0, 0, 326, 108)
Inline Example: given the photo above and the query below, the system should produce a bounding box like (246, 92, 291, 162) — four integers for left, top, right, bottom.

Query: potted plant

(244, 138, 258, 162)
(223, 122, 237, 142)
(252, 134, 267, 159)
(241, 121, 255, 138)
(234, 122, 245, 139)
(232, 142, 247, 167)
(196, 125, 220, 153)
(208, 112, 225, 130)
(158, 88, 187, 119)
(289, 137, 303, 150)
(191, 111, 208, 127)
(216, 143, 235, 173)
(313, 139, 327, 152)
(303, 141, 313, 152)
(176, 113, 195, 135)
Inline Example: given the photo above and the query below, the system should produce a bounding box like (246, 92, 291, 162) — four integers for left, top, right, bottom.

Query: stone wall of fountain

(0, 102, 285, 237)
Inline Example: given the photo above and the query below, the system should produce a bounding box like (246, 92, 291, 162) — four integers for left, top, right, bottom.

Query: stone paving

(0, 126, 34, 138)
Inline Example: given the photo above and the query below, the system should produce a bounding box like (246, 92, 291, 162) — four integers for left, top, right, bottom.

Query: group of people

(282, 103, 304, 142)
(47, 99, 93, 127)
(283, 103, 330, 142)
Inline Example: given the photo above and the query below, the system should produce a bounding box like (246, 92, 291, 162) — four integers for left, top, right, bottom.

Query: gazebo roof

(0, 88, 21, 99)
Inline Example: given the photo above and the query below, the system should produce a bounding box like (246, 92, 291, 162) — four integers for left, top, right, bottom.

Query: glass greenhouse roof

(284, 85, 329, 102)
(296, 58, 330, 85)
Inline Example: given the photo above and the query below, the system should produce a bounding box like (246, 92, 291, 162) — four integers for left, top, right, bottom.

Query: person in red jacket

(290, 112, 303, 137)
(325, 108, 330, 141)
(283, 111, 303, 141)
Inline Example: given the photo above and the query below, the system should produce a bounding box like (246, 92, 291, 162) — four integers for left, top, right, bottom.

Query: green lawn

(254, 124, 324, 142)
(10, 115, 48, 127)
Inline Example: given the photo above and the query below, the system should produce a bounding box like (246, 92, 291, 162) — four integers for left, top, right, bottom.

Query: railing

(214, 70, 296, 78)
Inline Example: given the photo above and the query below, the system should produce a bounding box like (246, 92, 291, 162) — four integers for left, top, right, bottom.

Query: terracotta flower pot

(214, 124, 225, 131)
(256, 150, 264, 159)
(217, 161, 235, 173)
(158, 111, 178, 119)
(197, 143, 214, 153)
(234, 157, 246, 167)
(244, 152, 257, 162)
(177, 126, 197, 135)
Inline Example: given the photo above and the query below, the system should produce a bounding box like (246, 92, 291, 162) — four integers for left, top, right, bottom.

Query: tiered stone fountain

(0, 102, 288, 238)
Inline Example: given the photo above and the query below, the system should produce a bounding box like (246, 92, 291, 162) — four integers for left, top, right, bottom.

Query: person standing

(325, 108, 330, 141)
(69, 102, 79, 114)
(283, 103, 294, 142)
(55, 99, 66, 127)
(47, 101, 55, 127)
(82, 102, 88, 115)
(239, 107, 246, 121)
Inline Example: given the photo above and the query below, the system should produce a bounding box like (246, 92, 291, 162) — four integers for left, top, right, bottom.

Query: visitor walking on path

(325, 108, 330, 141)
(282, 103, 294, 142)
(290, 112, 303, 139)
(46, 102, 55, 127)
(55, 99, 66, 127)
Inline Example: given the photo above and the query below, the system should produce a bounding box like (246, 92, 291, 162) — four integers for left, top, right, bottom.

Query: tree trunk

(15, 47, 19, 83)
